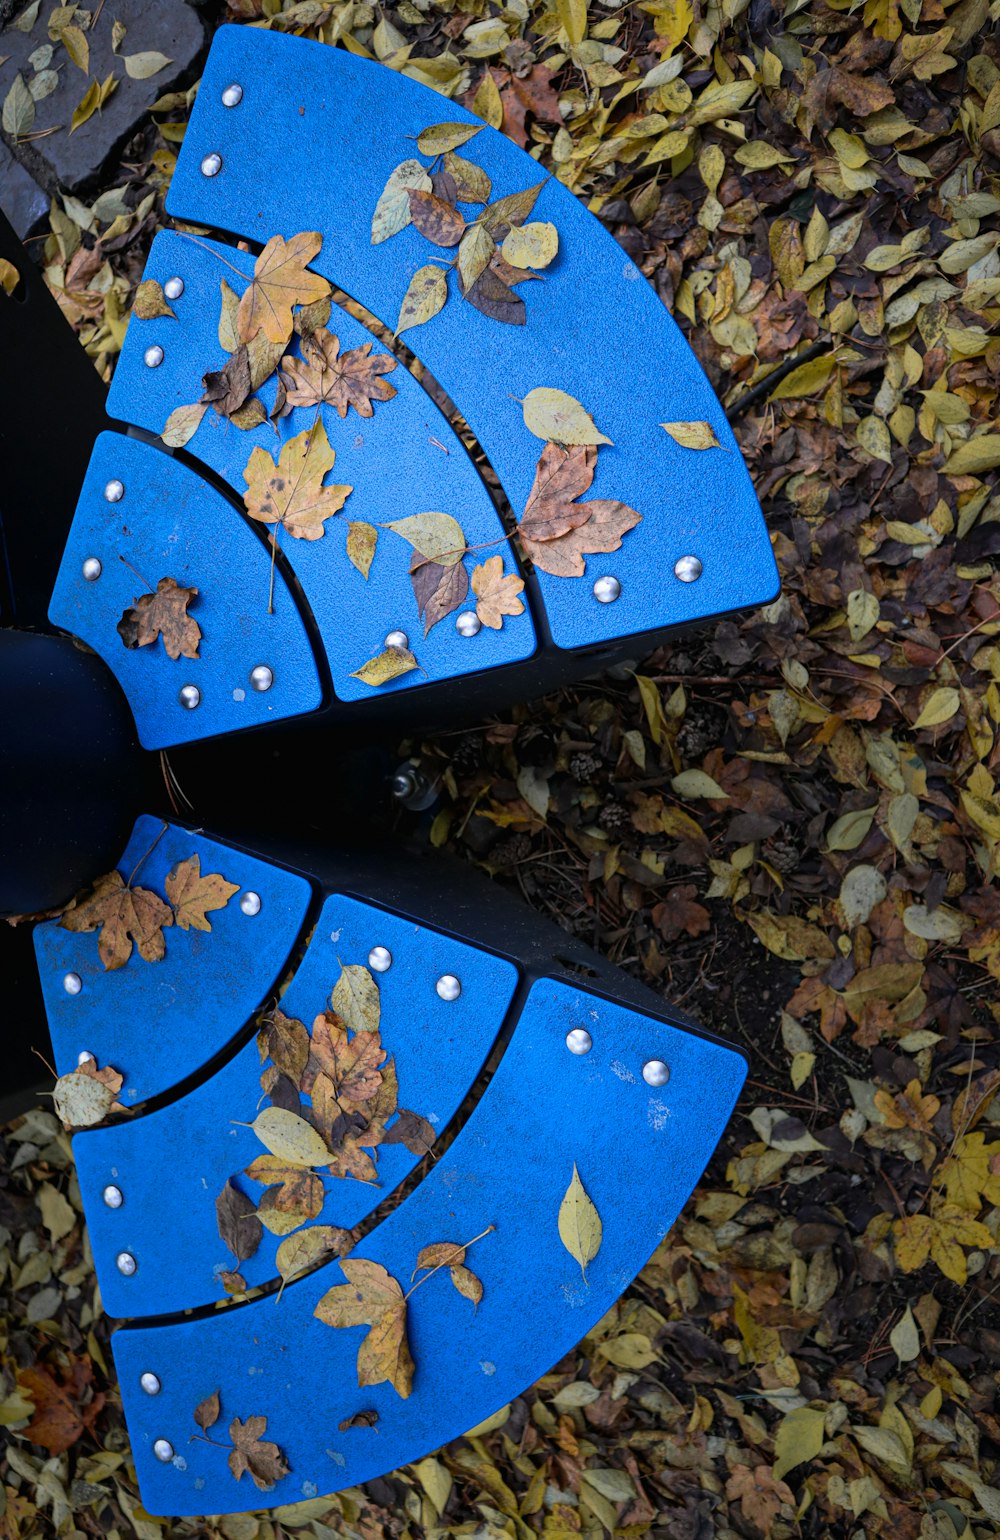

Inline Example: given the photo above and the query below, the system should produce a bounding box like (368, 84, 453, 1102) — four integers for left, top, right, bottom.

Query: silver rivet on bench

(103, 1185, 123, 1208)
(674, 555, 702, 583)
(384, 630, 409, 650)
(566, 1028, 592, 1055)
(117, 1251, 138, 1276)
(456, 611, 481, 637)
(140, 1372, 162, 1395)
(239, 891, 262, 917)
(436, 973, 461, 1002)
(77, 1050, 96, 1066)
(642, 1059, 670, 1087)
(222, 83, 244, 107)
(153, 1439, 174, 1462)
(82, 556, 102, 581)
(593, 575, 620, 604)
(104, 478, 124, 503)
(368, 945, 392, 972)
(164, 276, 185, 301)
(179, 684, 201, 710)
(144, 345, 164, 370)
(201, 152, 223, 178)
(250, 664, 273, 692)
(63, 972, 83, 995)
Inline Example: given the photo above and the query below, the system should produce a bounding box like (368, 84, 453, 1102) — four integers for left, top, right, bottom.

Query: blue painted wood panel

(106, 232, 538, 702)
(165, 27, 778, 653)
(112, 977, 746, 1515)
(73, 893, 519, 1318)
(49, 433, 323, 749)
(33, 815, 313, 1103)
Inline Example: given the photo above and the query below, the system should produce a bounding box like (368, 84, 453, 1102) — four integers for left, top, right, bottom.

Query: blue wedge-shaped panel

(33, 815, 313, 1103)
(113, 976, 745, 1515)
(106, 232, 538, 702)
(73, 893, 519, 1318)
(49, 433, 323, 749)
(165, 27, 778, 653)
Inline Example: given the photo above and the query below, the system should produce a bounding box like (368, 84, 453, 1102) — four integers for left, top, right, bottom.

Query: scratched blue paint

(113, 976, 745, 1515)
(73, 892, 519, 1319)
(106, 231, 538, 702)
(166, 27, 778, 655)
(49, 433, 323, 749)
(33, 815, 313, 1103)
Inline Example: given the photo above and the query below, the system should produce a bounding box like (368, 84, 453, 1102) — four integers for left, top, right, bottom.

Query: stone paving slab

(0, 132, 47, 234)
(0, 0, 205, 194)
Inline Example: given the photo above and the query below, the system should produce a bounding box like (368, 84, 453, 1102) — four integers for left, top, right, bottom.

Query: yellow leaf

(746, 911, 835, 962)
(522, 388, 612, 445)
(889, 1306, 920, 1363)
(346, 521, 377, 580)
(558, 1163, 602, 1281)
(242, 1107, 332, 1168)
(556, 0, 587, 45)
(913, 687, 959, 729)
(660, 420, 723, 450)
(772, 1406, 826, 1481)
(671, 769, 727, 799)
(395, 264, 448, 336)
(943, 435, 1000, 476)
(350, 647, 420, 688)
(769, 356, 837, 400)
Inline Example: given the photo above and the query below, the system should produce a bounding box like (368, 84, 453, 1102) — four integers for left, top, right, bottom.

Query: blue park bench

(1, 21, 776, 1517)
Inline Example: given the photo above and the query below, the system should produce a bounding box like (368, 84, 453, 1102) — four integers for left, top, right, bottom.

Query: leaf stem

(117, 553, 155, 593)
(126, 820, 169, 891)
(403, 1223, 495, 1301)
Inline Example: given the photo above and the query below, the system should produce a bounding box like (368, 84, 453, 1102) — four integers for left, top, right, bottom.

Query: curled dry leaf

(0, 257, 20, 297)
(372, 159, 432, 244)
(558, 1162, 602, 1280)
(257, 1007, 310, 1084)
(236, 231, 330, 347)
(164, 854, 238, 932)
(117, 576, 202, 661)
(522, 387, 612, 446)
(314, 1257, 415, 1398)
(228, 1414, 290, 1491)
(660, 420, 724, 450)
(243, 422, 353, 541)
(347, 521, 378, 579)
(396, 264, 448, 336)
(339, 1409, 379, 1431)
(133, 278, 175, 320)
(61, 870, 173, 971)
(471, 555, 525, 629)
(194, 1388, 221, 1431)
(201, 345, 253, 420)
(279, 329, 397, 419)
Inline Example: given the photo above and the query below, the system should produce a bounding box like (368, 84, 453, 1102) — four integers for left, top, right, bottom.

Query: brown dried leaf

(280, 329, 397, 419)
(117, 577, 202, 661)
(165, 854, 238, 932)
(215, 1178, 263, 1264)
(407, 189, 466, 247)
(314, 1258, 415, 1398)
(18, 1359, 105, 1455)
(194, 1389, 221, 1430)
(61, 870, 173, 971)
(471, 555, 525, 629)
(237, 231, 330, 346)
(133, 278, 175, 320)
(410, 552, 469, 635)
(228, 1414, 290, 1491)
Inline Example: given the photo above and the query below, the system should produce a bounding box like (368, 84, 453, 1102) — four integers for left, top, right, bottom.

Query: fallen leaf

(165, 855, 238, 932)
(275, 1224, 352, 1295)
(52, 1069, 116, 1128)
(194, 1389, 221, 1430)
(69, 78, 99, 133)
(280, 329, 397, 418)
(2, 74, 34, 137)
(339, 1409, 379, 1431)
(0, 257, 20, 297)
(123, 50, 171, 79)
(890, 1305, 920, 1362)
(18, 1358, 105, 1455)
(60, 23, 88, 72)
(772, 1405, 826, 1480)
(417, 121, 482, 155)
(315, 1258, 415, 1397)
(661, 420, 723, 450)
(228, 1415, 290, 1491)
(237, 232, 330, 347)
(471, 555, 525, 628)
(201, 345, 254, 420)
(387, 510, 468, 566)
(407, 189, 466, 247)
(215, 1178, 263, 1265)
(396, 263, 449, 335)
(410, 553, 469, 635)
(522, 388, 611, 445)
(243, 422, 353, 541)
(444, 150, 492, 202)
(162, 402, 207, 448)
(347, 521, 378, 579)
(373, 159, 433, 243)
(241, 1107, 332, 1168)
(482, 180, 547, 239)
(501, 221, 559, 270)
(116, 576, 201, 661)
(133, 278, 175, 320)
(558, 1163, 602, 1280)
(518, 443, 640, 577)
(61, 870, 173, 970)
(350, 647, 420, 687)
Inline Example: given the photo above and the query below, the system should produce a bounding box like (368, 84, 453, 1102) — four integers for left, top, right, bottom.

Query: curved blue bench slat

(73, 893, 519, 1318)
(106, 231, 538, 702)
(166, 27, 778, 652)
(49, 433, 323, 749)
(33, 815, 313, 1104)
(113, 976, 745, 1515)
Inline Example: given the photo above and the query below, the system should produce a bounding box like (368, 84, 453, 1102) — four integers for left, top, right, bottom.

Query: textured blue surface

(166, 27, 778, 651)
(48, 433, 323, 749)
(106, 232, 537, 702)
(114, 976, 745, 1515)
(74, 893, 519, 1319)
(33, 815, 313, 1103)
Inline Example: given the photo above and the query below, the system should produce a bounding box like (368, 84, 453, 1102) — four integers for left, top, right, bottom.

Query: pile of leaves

(5, 0, 1000, 1534)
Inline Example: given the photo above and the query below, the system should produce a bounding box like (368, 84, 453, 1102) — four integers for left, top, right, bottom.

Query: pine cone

(569, 749, 603, 783)
(598, 801, 630, 835)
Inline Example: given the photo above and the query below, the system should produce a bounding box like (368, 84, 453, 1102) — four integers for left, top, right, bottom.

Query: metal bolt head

(384, 630, 409, 650)
(435, 973, 461, 1002)
(63, 972, 83, 996)
(222, 82, 243, 107)
(455, 610, 481, 637)
(566, 1028, 593, 1056)
(391, 768, 418, 800)
(642, 1058, 670, 1087)
(201, 152, 223, 177)
(179, 684, 201, 710)
(116, 1252, 137, 1276)
(593, 574, 621, 604)
(153, 1439, 174, 1463)
(103, 1184, 123, 1208)
(164, 276, 184, 301)
(250, 664, 273, 692)
(674, 555, 703, 583)
(140, 1372, 162, 1396)
(239, 890, 262, 917)
(104, 478, 124, 503)
(368, 945, 392, 973)
(77, 1050, 95, 1066)
(143, 344, 164, 369)
(82, 556, 102, 582)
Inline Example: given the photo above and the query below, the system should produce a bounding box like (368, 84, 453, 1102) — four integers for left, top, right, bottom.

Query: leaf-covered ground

(4, 0, 1000, 1534)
